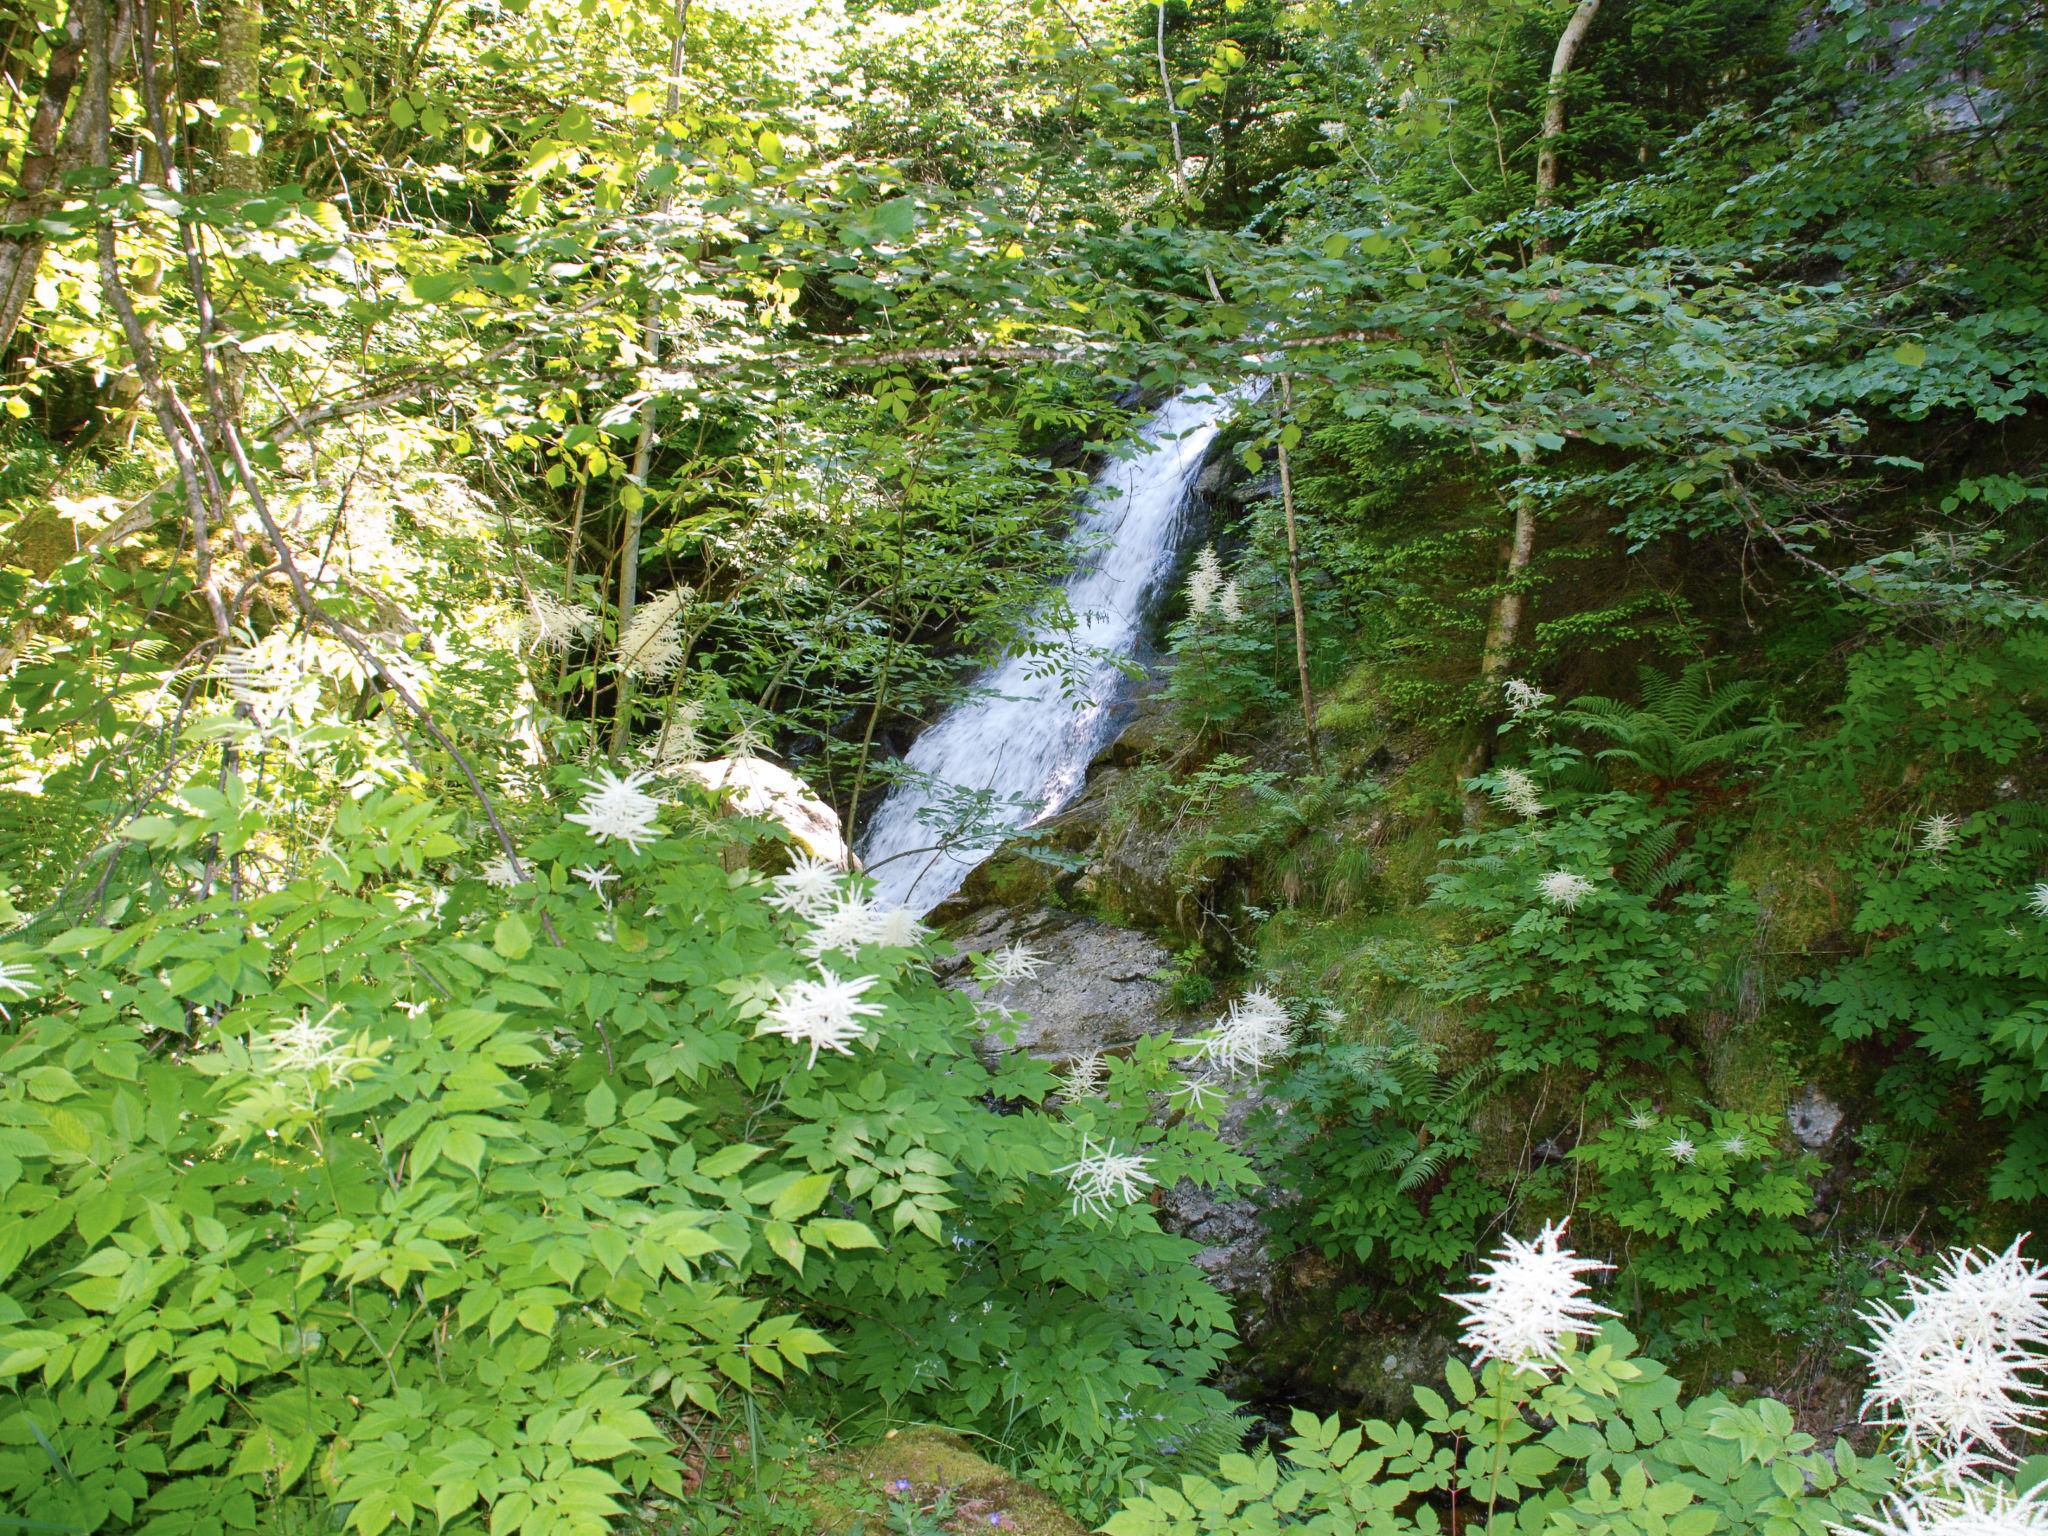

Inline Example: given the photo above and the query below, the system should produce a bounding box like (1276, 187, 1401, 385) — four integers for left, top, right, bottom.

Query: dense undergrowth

(1, 0, 2045, 1525)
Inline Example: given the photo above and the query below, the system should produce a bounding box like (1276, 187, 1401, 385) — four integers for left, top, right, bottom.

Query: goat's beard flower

(1853, 1236, 2048, 1481)
(1060, 1050, 1107, 1102)
(566, 768, 665, 853)
(759, 968, 884, 1067)
(1539, 870, 1597, 911)
(1666, 1136, 1697, 1163)
(480, 853, 526, 889)
(1849, 1482, 2048, 1536)
(1917, 814, 1961, 856)
(2026, 884, 2048, 918)
(516, 591, 599, 654)
(1218, 578, 1245, 623)
(1191, 988, 1291, 1078)
(572, 864, 617, 904)
(1503, 678, 1553, 719)
(616, 586, 691, 679)
(1185, 546, 1223, 618)
(804, 893, 885, 958)
(765, 853, 844, 919)
(0, 959, 37, 1021)
(1056, 1135, 1157, 1219)
(977, 943, 1044, 985)
(258, 1008, 377, 1089)
(1494, 767, 1547, 818)
(1444, 1219, 1615, 1374)
(868, 904, 928, 950)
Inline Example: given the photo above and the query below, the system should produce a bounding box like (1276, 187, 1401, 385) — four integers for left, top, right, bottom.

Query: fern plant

(1555, 662, 1784, 789)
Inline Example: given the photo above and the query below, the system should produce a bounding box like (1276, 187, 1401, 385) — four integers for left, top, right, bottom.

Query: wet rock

(1160, 1083, 1275, 1294)
(1788, 1085, 1845, 1149)
(939, 905, 1177, 1062)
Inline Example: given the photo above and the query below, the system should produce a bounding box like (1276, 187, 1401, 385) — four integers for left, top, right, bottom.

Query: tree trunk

(0, 0, 134, 354)
(1273, 374, 1320, 773)
(1532, 0, 1602, 257)
(608, 0, 689, 757)
(1458, 0, 1601, 820)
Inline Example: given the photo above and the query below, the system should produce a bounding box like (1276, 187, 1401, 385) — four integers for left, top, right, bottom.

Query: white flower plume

(1503, 678, 1553, 719)
(1191, 988, 1292, 1078)
(1850, 1482, 2048, 1536)
(1494, 767, 1547, 819)
(765, 853, 845, 919)
(1218, 578, 1245, 623)
(1854, 1236, 2048, 1481)
(978, 943, 1044, 985)
(1056, 1135, 1157, 1219)
(572, 864, 617, 904)
(1720, 1134, 1750, 1157)
(1917, 814, 1961, 856)
(258, 1007, 376, 1087)
(516, 591, 599, 654)
(1185, 546, 1223, 618)
(868, 904, 928, 950)
(759, 968, 884, 1068)
(1540, 870, 1597, 911)
(0, 959, 39, 1020)
(1061, 1050, 1108, 1102)
(616, 586, 691, 679)
(1625, 1106, 1659, 1131)
(566, 768, 665, 853)
(480, 852, 526, 889)
(2026, 884, 2048, 918)
(1445, 1219, 1615, 1374)
(804, 893, 886, 958)
(1666, 1136, 1697, 1164)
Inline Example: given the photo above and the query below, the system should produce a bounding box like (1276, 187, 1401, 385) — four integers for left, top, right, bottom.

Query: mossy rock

(816, 1428, 1089, 1536)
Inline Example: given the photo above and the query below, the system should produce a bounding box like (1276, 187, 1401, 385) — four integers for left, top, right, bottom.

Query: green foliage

(0, 790, 1244, 1533)
(1104, 1324, 1898, 1536)
(1577, 1111, 1820, 1349)
(1427, 769, 1758, 1071)
(1553, 664, 1784, 788)
(1248, 1017, 1503, 1286)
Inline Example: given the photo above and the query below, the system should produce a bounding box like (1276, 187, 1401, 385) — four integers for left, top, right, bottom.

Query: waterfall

(858, 387, 1248, 913)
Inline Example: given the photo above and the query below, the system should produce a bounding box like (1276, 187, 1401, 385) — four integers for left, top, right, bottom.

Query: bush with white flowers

(0, 769, 1253, 1533)
(1108, 1225, 2048, 1536)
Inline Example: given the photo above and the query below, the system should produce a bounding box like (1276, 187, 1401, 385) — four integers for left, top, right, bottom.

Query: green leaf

(769, 1173, 835, 1220)
(492, 913, 532, 960)
(804, 1218, 880, 1250)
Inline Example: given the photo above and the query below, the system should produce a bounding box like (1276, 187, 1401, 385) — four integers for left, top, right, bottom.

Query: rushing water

(858, 388, 1248, 913)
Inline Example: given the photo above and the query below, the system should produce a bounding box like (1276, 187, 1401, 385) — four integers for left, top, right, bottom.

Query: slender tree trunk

(609, 0, 689, 757)
(1459, 0, 1597, 821)
(1532, 0, 1602, 257)
(0, 0, 134, 354)
(1273, 374, 1320, 773)
(1155, 0, 1186, 197)
(214, 0, 261, 416)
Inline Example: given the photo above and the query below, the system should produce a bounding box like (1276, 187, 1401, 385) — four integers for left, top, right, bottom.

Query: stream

(858, 387, 1250, 912)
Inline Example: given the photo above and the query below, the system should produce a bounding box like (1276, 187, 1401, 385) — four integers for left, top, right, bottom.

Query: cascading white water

(858, 387, 1248, 913)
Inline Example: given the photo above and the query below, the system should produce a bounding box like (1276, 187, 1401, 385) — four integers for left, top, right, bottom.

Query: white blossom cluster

(975, 943, 1044, 985)
(565, 768, 665, 853)
(0, 959, 38, 1021)
(1056, 1135, 1157, 1219)
(801, 891, 927, 957)
(1444, 1220, 1615, 1374)
(1190, 988, 1292, 1079)
(1494, 767, 1547, 819)
(1539, 870, 1597, 911)
(1917, 813, 1961, 856)
(758, 968, 885, 1068)
(2030, 884, 2048, 918)
(515, 591, 599, 654)
(616, 586, 691, 680)
(1503, 677, 1553, 719)
(1853, 1236, 2048, 1483)
(1060, 1050, 1108, 1102)
(1185, 546, 1224, 617)
(1852, 1482, 2048, 1536)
